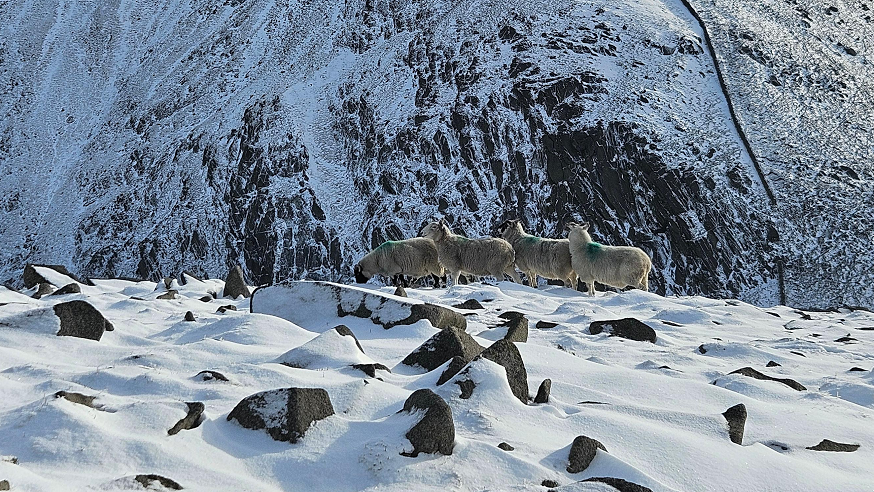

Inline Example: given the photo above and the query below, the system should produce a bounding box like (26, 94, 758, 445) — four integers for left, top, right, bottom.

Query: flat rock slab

(53, 300, 113, 341)
(227, 388, 334, 443)
(589, 318, 657, 343)
(400, 389, 454, 456)
(252, 281, 466, 331)
(729, 367, 806, 391)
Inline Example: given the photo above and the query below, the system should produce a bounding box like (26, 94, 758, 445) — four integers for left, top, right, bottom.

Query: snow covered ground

(1, 272, 872, 491)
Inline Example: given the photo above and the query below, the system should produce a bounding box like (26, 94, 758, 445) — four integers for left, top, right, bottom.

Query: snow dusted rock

(498, 442, 514, 451)
(22, 264, 86, 289)
(48, 283, 82, 296)
(53, 300, 113, 341)
(251, 281, 466, 330)
(216, 305, 237, 314)
(402, 327, 483, 372)
(223, 265, 251, 299)
(722, 403, 747, 445)
(31, 282, 54, 299)
(393, 285, 408, 298)
(582, 477, 653, 492)
(536, 320, 559, 330)
(805, 439, 860, 452)
(453, 299, 484, 310)
(54, 391, 102, 410)
(589, 318, 657, 343)
(534, 379, 551, 404)
(499, 315, 529, 343)
(0, 480, 8, 491)
(156, 290, 178, 300)
(478, 339, 529, 403)
(566, 435, 607, 473)
(227, 388, 335, 443)
(400, 389, 455, 457)
(437, 356, 470, 386)
(541, 479, 560, 488)
(168, 402, 205, 436)
(728, 367, 806, 391)
(276, 325, 380, 370)
(194, 370, 228, 382)
(134, 474, 183, 490)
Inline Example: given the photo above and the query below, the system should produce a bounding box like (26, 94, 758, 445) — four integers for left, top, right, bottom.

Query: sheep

(354, 237, 445, 287)
(496, 219, 578, 289)
(419, 218, 522, 287)
(565, 222, 651, 296)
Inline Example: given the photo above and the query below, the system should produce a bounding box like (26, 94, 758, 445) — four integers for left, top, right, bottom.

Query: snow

(1, 278, 872, 491)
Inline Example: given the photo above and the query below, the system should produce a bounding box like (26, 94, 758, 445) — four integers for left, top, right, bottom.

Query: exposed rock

(400, 389, 455, 457)
(0, 480, 8, 491)
(805, 439, 860, 452)
(498, 311, 526, 321)
(729, 367, 806, 391)
(455, 377, 476, 399)
(168, 402, 205, 435)
(589, 318, 657, 343)
(848, 367, 867, 372)
(251, 282, 466, 331)
(227, 388, 335, 443)
(195, 370, 228, 382)
(216, 305, 237, 313)
(535, 320, 558, 329)
(134, 474, 183, 490)
(224, 264, 251, 299)
(437, 355, 470, 385)
(48, 283, 82, 296)
(582, 477, 653, 492)
(53, 300, 112, 341)
(500, 315, 529, 343)
(184, 311, 196, 322)
(393, 285, 407, 297)
(541, 479, 559, 488)
(453, 299, 484, 310)
(162, 277, 175, 290)
(835, 334, 857, 343)
(333, 324, 364, 353)
(697, 344, 707, 354)
(402, 328, 483, 372)
(478, 339, 528, 403)
(534, 379, 551, 404)
(1, 456, 17, 464)
(277, 325, 381, 371)
(722, 403, 747, 445)
(55, 391, 101, 410)
(567, 435, 607, 473)
(23, 264, 89, 288)
(199, 295, 213, 303)
(156, 290, 178, 300)
(498, 442, 514, 451)
(350, 363, 391, 377)
(32, 282, 54, 299)
(766, 360, 781, 367)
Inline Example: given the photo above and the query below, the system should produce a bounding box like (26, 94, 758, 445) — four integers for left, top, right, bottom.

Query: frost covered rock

(589, 318, 657, 343)
(567, 435, 607, 473)
(223, 264, 250, 299)
(400, 389, 455, 457)
(48, 283, 82, 296)
(722, 403, 747, 445)
(402, 327, 483, 372)
(478, 339, 529, 403)
(53, 300, 113, 341)
(227, 388, 334, 443)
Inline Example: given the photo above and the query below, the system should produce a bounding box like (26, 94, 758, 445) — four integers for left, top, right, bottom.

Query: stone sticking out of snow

(223, 265, 251, 299)
(722, 403, 747, 445)
(453, 299, 484, 310)
(48, 283, 81, 296)
(251, 281, 466, 331)
(31, 283, 54, 299)
(400, 389, 455, 457)
(805, 439, 860, 452)
(194, 370, 228, 382)
(23, 264, 85, 289)
(582, 477, 653, 492)
(402, 328, 483, 372)
(437, 356, 470, 386)
(567, 435, 608, 473)
(728, 367, 806, 391)
(53, 300, 112, 341)
(184, 311, 196, 322)
(168, 402, 205, 436)
(500, 315, 529, 343)
(534, 379, 552, 404)
(393, 285, 407, 298)
(275, 326, 376, 370)
(134, 474, 183, 490)
(226, 388, 335, 443)
(589, 318, 657, 343)
(478, 339, 529, 403)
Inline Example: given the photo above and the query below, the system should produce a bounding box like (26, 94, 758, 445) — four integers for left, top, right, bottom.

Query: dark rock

(453, 299, 484, 310)
(534, 379, 551, 404)
(53, 300, 112, 341)
(500, 315, 528, 343)
(23, 264, 90, 288)
(541, 480, 559, 488)
(393, 285, 407, 297)
(805, 439, 860, 452)
(216, 305, 237, 313)
(224, 264, 251, 299)
(48, 283, 81, 296)
(1, 456, 16, 464)
(436, 355, 470, 385)
(582, 477, 653, 492)
(849, 367, 867, 372)
(729, 367, 806, 391)
(790, 351, 806, 357)
(535, 320, 558, 329)
(227, 388, 335, 443)
(567, 435, 607, 473)
(835, 334, 857, 343)
(134, 474, 183, 490)
(55, 391, 100, 409)
(498, 442, 514, 451)
(478, 339, 529, 403)
(722, 403, 747, 445)
(498, 311, 526, 321)
(168, 402, 205, 435)
(333, 324, 364, 353)
(697, 344, 707, 354)
(455, 377, 476, 399)
(351, 363, 390, 377)
(402, 328, 483, 372)
(180, 270, 203, 284)
(32, 282, 54, 299)
(195, 370, 229, 382)
(199, 295, 213, 302)
(589, 318, 657, 343)
(766, 360, 781, 367)
(400, 389, 455, 456)
(157, 290, 178, 300)
(0, 480, 8, 491)
(184, 311, 196, 322)
(162, 277, 175, 290)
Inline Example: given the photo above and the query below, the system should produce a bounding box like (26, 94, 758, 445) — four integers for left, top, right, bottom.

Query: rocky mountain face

(0, 0, 870, 308)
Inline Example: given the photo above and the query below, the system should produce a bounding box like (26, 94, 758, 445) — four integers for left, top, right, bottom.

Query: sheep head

(496, 219, 522, 239)
(420, 221, 448, 241)
(353, 264, 370, 283)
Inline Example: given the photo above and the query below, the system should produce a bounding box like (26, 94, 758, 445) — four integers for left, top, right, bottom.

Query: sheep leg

(588, 281, 596, 296)
(450, 271, 461, 287)
(527, 271, 538, 288)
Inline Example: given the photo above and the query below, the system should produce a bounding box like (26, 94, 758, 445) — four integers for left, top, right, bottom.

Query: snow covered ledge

(250, 281, 467, 331)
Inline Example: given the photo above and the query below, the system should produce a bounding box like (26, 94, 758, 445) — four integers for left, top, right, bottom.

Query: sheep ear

(581, 222, 590, 230)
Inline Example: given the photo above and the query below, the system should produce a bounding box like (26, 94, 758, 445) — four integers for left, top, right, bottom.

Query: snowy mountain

(1, 274, 872, 491)
(0, 0, 871, 309)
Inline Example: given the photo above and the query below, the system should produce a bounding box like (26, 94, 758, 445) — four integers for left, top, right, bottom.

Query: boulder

(251, 281, 466, 331)
(453, 299, 484, 310)
(32, 282, 54, 299)
(534, 379, 551, 404)
(498, 442, 514, 451)
(728, 367, 806, 391)
(500, 315, 528, 343)
(223, 265, 251, 299)
(400, 389, 455, 456)
(402, 328, 483, 372)
(0, 480, 9, 491)
(195, 370, 229, 382)
(722, 403, 747, 445)
(582, 477, 653, 492)
(276, 325, 377, 370)
(53, 300, 113, 341)
(134, 475, 182, 490)
(227, 388, 335, 443)
(184, 311, 196, 322)
(199, 295, 213, 303)
(541, 480, 559, 488)
(589, 318, 657, 343)
(55, 391, 101, 410)
(766, 360, 781, 367)
(805, 439, 860, 452)
(351, 363, 391, 377)
(48, 283, 81, 296)
(436, 356, 470, 385)
(535, 320, 558, 329)
(478, 339, 529, 403)
(567, 435, 607, 473)
(393, 285, 408, 297)
(156, 290, 178, 300)
(216, 305, 237, 314)
(168, 402, 205, 435)
(23, 264, 89, 288)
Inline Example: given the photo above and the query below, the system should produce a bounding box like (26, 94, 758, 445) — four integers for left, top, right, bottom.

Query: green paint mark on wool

(586, 242, 603, 256)
(522, 236, 541, 244)
(377, 241, 399, 251)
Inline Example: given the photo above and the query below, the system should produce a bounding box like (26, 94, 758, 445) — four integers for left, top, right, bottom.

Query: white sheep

(354, 237, 445, 287)
(420, 218, 521, 287)
(566, 222, 651, 296)
(496, 219, 577, 289)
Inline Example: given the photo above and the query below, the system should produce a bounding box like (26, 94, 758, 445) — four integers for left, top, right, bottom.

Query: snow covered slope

(0, 0, 871, 308)
(1, 279, 872, 491)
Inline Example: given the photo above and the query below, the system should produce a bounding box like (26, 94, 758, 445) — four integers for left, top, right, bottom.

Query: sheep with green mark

(354, 237, 444, 287)
(565, 222, 651, 296)
(496, 219, 577, 289)
(420, 218, 521, 287)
